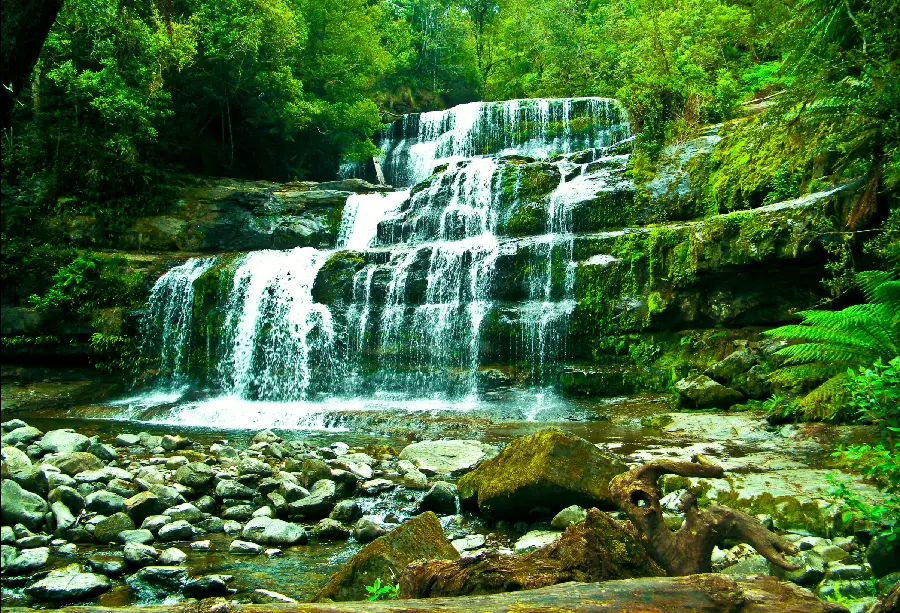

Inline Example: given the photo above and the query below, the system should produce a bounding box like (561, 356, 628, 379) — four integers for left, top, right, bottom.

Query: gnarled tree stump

(609, 455, 800, 576)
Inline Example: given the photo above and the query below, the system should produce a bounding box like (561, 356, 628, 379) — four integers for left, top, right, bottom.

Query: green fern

(765, 271, 900, 420)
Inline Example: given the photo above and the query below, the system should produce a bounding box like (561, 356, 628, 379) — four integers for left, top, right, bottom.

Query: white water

(139, 257, 217, 383)
(337, 190, 410, 249)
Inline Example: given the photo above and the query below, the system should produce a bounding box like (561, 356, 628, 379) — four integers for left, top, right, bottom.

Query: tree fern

(765, 270, 900, 420)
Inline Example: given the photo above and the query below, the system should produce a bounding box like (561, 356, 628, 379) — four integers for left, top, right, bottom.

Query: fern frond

(797, 374, 851, 421)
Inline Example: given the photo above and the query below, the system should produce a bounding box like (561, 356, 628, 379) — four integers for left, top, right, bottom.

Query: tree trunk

(1, 575, 848, 613)
(1, 0, 63, 128)
(609, 455, 800, 576)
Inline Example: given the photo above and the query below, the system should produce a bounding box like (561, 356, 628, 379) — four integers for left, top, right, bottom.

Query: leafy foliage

(765, 271, 900, 420)
(829, 356, 899, 540)
(28, 252, 144, 317)
(364, 578, 399, 601)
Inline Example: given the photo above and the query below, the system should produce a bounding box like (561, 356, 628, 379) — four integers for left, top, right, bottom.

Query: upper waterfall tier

(343, 97, 631, 187)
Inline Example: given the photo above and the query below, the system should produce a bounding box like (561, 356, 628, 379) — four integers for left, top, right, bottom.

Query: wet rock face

(313, 511, 459, 602)
(457, 427, 627, 519)
(674, 374, 744, 409)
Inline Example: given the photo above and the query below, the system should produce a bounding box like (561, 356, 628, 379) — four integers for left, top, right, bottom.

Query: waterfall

(135, 97, 634, 405)
(344, 97, 630, 187)
(216, 248, 336, 401)
(140, 257, 217, 385)
(337, 190, 410, 249)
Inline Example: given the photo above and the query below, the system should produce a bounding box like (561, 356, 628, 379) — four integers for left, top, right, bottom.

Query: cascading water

(343, 97, 630, 187)
(135, 97, 633, 416)
(140, 257, 217, 385)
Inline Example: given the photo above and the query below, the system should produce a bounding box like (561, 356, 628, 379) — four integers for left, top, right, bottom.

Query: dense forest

(0, 0, 899, 610)
(1, 0, 898, 217)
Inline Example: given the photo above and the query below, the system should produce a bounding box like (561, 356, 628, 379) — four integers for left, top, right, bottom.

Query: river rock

(159, 547, 188, 565)
(119, 529, 155, 545)
(163, 502, 204, 524)
(301, 458, 333, 484)
(114, 434, 141, 446)
(707, 349, 755, 382)
(239, 456, 274, 477)
(313, 518, 351, 541)
(157, 519, 195, 541)
(551, 505, 588, 529)
(2, 426, 43, 446)
(49, 486, 85, 516)
(161, 434, 190, 451)
(40, 429, 91, 454)
(123, 542, 159, 566)
(126, 565, 188, 599)
(776, 551, 826, 586)
(252, 589, 299, 604)
(399, 440, 498, 476)
(330, 500, 362, 523)
(85, 490, 125, 515)
(457, 428, 627, 519)
(124, 491, 166, 524)
(87, 554, 127, 576)
(175, 462, 215, 489)
(89, 442, 118, 462)
(515, 530, 561, 553)
(288, 479, 337, 520)
(2, 446, 32, 472)
(94, 512, 136, 543)
(867, 533, 900, 577)
(6, 546, 50, 574)
(184, 574, 231, 598)
(0, 544, 16, 569)
(222, 504, 255, 521)
(141, 515, 173, 533)
(674, 375, 744, 409)
(215, 479, 255, 499)
(242, 516, 308, 546)
(353, 517, 388, 543)
(229, 540, 262, 554)
(25, 564, 111, 603)
(45, 451, 104, 475)
(314, 511, 459, 602)
(418, 481, 458, 515)
(1, 479, 48, 530)
(51, 500, 78, 533)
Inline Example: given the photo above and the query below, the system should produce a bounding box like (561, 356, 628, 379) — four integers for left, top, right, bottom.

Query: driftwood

(398, 508, 663, 598)
(609, 455, 800, 576)
(2, 575, 849, 613)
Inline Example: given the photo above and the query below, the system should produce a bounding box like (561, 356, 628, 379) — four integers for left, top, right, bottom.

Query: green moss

(312, 250, 365, 304)
(506, 203, 547, 236)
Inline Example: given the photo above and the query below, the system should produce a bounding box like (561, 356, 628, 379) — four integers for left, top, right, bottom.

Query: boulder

(353, 517, 388, 543)
(313, 519, 351, 541)
(93, 512, 136, 543)
(417, 481, 458, 515)
(314, 511, 458, 602)
(229, 540, 262, 555)
(157, 519, 195, 541)
(40, 429, 91, 454)
(515, 530, 561, 553)
(399, 440, 498, 476)
(400, 509, 663, 598)
(45, 452, 104, 475)
(215, 479, 255, 499)
(124, 491, 166, 524)
(867, 533, 900, 577)
(25, 565, 111, 603)
(123, 542, 159, 566)
(174, 462, 215, 489)
(125, 565, 188, 599)
(159, 547, 188, 565)
(161, 434, 190, 451)
(2, 425, 43, 446)
(85, 490, 125, 515)
(707, 349, 755, 382)
(674, 375, 744, 409)
(457, 428, 627, 519)
(1, 478, 48, 530)
(6, 546, 50, 574)
(239, 456, 274, 477)
(242, 516, 308, 546)
(2, 446, 32, 472)
(288, 479, 337, 520)
(119, 529, 155, 545)
(330, 500, 362, 523)
(50, 500, 78, 533)
(183, 574, 231, 598)
(551, 505, 587, 530)
(776, 551, 826, 587)
(163, 502, 204, 524)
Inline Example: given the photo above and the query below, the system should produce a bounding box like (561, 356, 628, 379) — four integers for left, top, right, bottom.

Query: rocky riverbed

(1, 387, 898, 611)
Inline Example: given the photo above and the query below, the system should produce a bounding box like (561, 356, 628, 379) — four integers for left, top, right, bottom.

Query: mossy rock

(457, 427, 628, 519)
(312, 511, 458, 602)
(311, 251, 365, 305)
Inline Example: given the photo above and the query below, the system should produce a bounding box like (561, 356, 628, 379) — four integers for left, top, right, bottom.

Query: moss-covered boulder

(400, 508, 664, 598)
(313, 511, 458, 602)
(457, 428, 628, 519)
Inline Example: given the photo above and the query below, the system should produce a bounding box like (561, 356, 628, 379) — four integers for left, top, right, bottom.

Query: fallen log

(399, 508, 664, 598)
(3, 575, 848, 613)
(609, 455, 800, 576)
